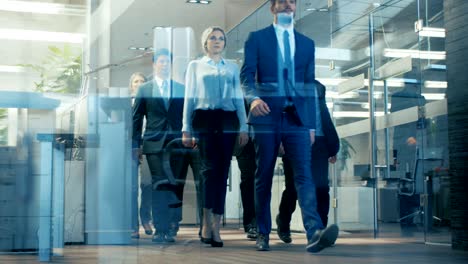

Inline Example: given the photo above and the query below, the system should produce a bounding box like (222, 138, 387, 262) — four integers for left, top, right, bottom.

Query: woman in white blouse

(182, 26, 248, 247)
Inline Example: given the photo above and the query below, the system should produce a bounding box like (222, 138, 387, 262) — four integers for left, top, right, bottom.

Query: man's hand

(328, 155, 337, 164)
(250, 99, 270, 116)
(182, 132, 196, 148)
(406, 136, 417, 146)
(238, 132, 249, 148)
(309, 130, 315, 146)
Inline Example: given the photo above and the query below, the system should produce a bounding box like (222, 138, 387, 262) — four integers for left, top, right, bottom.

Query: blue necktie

(283, 30, 293, 103)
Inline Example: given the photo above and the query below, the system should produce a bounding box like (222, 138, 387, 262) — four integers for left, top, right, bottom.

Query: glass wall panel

(371, 0, 426, 242)
(417, 0, 450, 245)
(328, 8, 375, 238)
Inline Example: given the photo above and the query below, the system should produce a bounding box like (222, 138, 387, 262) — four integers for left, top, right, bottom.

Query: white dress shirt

(182, 56, 248, 133)
(273, 23, 295, 62)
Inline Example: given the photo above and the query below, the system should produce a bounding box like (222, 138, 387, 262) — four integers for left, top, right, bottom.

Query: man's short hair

(270, 0, 297, 5)
(152, 48, 172, 63)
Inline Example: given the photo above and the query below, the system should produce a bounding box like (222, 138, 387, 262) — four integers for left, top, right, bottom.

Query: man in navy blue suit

(240, 0, 338, 252)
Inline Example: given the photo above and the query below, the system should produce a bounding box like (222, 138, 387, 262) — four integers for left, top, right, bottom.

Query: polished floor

(1, 226, 468, 264)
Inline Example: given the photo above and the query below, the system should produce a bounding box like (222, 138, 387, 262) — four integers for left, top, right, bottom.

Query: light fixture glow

(418, 27, 446, 38)
(424, 81, 447, 89)
(332, 111, 384, 118)
(316, 78, 348, 86)
(422, 93, 445, 100)
(384, 49, 446, 60)
(0, 65, 25, 73)
(0, 29, 85, 43)
(186, 0, 211, 4)
(0, 0, 85, 16)
(326, 91, 360, 99)
(361, 103, 391, 110)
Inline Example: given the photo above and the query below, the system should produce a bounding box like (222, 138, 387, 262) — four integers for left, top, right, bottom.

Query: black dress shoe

(164, 233, 176, 243)
(276, 215, 292, 243)
(306, 224, 339, 253)
(256, 234, 270, 251)
(246, 226, 258, 240)
(168, 222, 179, 237)
(152, 233, 166, 244)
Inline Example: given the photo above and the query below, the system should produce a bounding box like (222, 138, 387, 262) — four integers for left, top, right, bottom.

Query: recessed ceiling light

(186, 0, 212, 4)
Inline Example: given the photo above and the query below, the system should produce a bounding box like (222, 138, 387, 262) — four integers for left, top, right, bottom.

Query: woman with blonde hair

(129, 72, 153, 238)
(182, 27, 248, 247)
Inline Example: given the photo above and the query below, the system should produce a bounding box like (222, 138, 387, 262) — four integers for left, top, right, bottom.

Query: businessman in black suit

(240, 0, 338, 252)
(277, 81, 340, 243)
(133, 48, 202, 243)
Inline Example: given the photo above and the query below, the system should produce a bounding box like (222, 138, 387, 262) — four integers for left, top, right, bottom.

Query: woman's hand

(238, 132, 249, 148)
(182, 131, 195, 148)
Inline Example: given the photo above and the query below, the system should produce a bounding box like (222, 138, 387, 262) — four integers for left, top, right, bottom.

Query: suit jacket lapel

(264, 25, 280, 71)
(293, 30, 301, 62)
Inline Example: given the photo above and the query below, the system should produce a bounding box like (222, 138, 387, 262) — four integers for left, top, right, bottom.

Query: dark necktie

(283, 30, 293, 104)
(161, 80, 169, 109)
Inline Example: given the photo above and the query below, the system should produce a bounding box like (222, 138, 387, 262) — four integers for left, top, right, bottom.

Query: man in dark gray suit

(133, 49, 202, 243)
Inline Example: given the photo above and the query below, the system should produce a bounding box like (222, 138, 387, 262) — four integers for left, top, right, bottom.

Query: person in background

(236, 136, 257, 240)
(276, 80, 339, 243)
(133, 49, 187, 244)
(129, 72, 153, 239)
(182, 26, 248, 248)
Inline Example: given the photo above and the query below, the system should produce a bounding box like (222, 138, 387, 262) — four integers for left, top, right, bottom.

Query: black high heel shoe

(210, 239, 223, 247)
(200, 236, 212, 244)
(210, 231, 223, 247)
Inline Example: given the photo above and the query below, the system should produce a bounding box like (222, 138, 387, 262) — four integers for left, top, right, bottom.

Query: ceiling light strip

(384, 49, 446, 60)
(0, 0, 86, 16)
(0, 29, 85, 43)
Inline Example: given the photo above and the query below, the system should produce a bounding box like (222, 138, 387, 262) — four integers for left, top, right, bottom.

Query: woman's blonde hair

(201, 26, 226, 53)
(129, 72, 147, 90)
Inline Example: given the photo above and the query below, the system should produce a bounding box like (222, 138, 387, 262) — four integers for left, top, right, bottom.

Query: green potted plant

(338, 138, 356, 172)
(20, 44, 82, 94)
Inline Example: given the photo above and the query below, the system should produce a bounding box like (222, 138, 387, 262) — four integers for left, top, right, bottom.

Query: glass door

(371, 0, 450, 244)
(370, 1, 426, 242)
(329, 3, 376, 239)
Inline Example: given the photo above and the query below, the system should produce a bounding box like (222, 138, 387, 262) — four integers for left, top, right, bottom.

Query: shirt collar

(153, 76, 168, 88)
(273, 22, 294, 36)
(201, 55, 225, 66)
